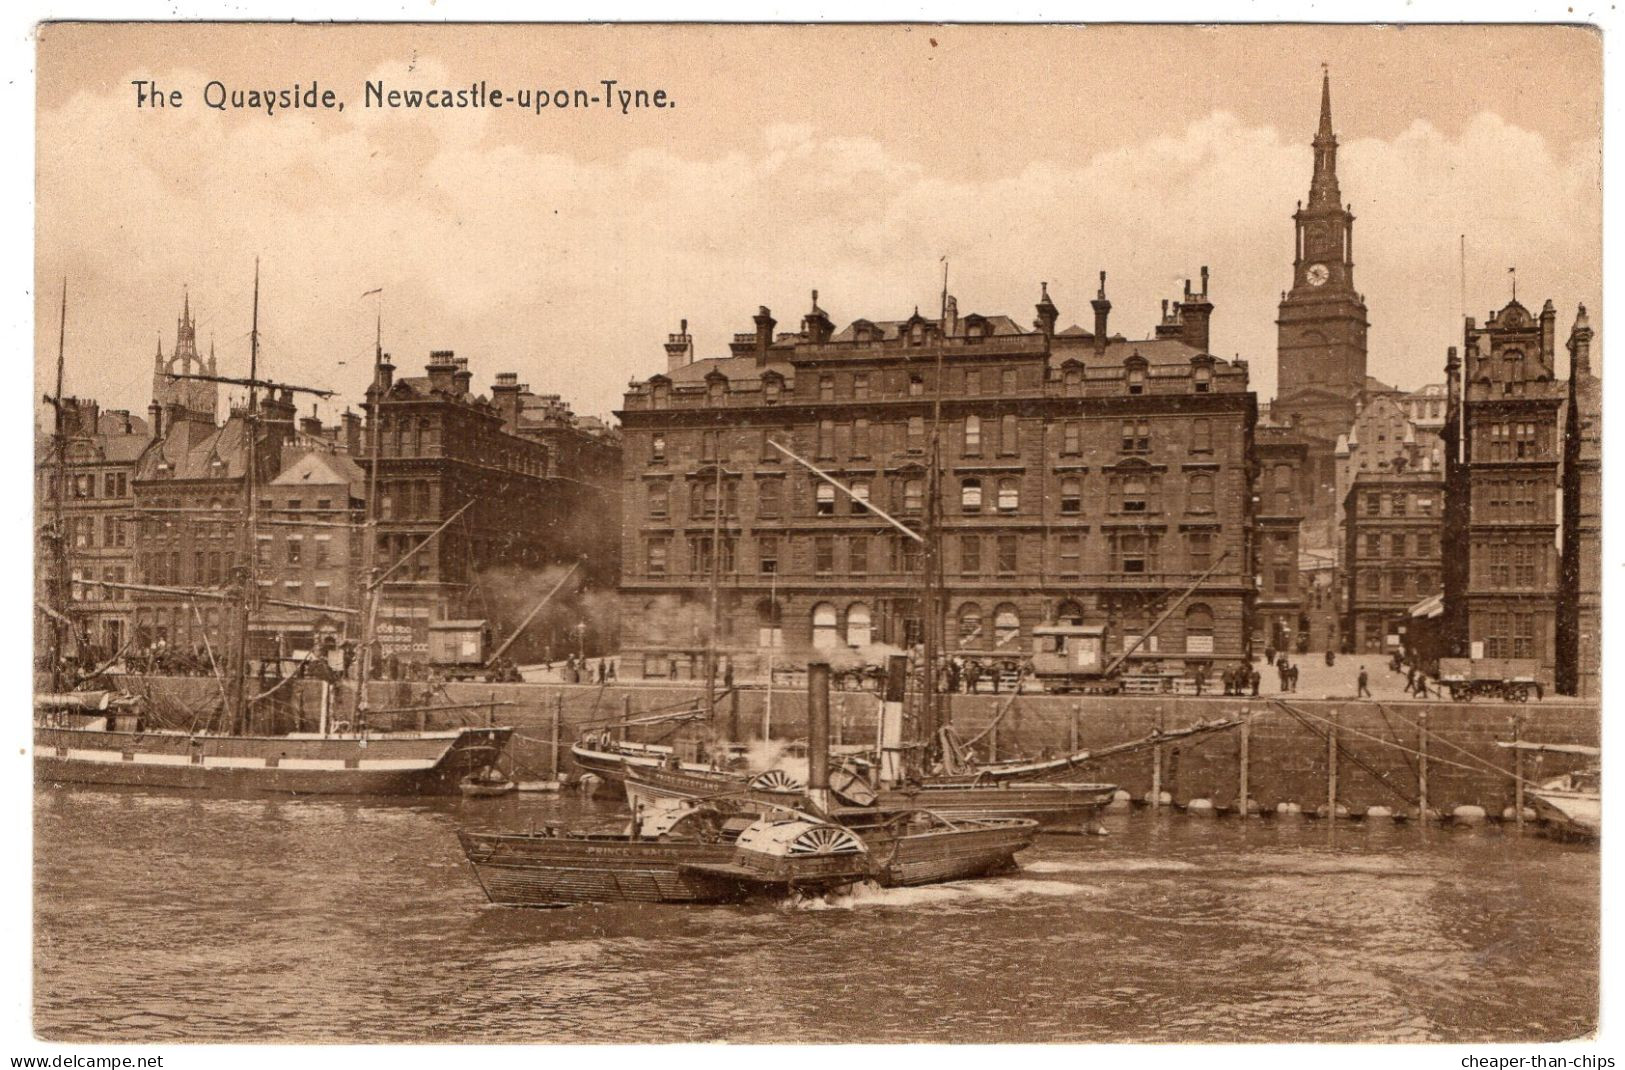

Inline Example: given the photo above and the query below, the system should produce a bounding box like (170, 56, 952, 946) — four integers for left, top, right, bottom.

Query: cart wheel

(1509, 685, 1529, 703)
(1449, 685, 1467, 702)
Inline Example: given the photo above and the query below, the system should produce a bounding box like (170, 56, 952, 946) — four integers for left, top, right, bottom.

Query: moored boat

(1497, 741, 1600, 841)
(457, 804, 871, 907)
(35, 712, 512, 797)
(624, 761, 1113, 832)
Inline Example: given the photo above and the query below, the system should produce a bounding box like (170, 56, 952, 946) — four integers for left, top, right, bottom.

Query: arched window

(997, 478, 1020, 512)
(1055, 599, 1085, 626)
(961, 478, 983, 513)
(1185, 603, 1215, 654)
(1127, 368, 1145, 395)
(846, 603, 873, 648)
(1063, 367, 1083, 395)
(958, 603, 983, 645)
(993, 604, 1022, 649)
(812, 602, 840, 650)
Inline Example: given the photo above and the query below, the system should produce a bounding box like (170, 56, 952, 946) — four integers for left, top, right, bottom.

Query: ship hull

(34, 725, 512, 797)
(854, 818, 1038, 887)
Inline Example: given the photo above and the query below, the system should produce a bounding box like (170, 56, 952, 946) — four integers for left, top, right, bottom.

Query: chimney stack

(374, 353, 395, 395)
(1179, 266, 1214, 353)
(1568, 304, 1594, 380)
(426, 350, 457, 393)
(664, 319, 693, 373)
(753, 306, 777, 367)
(1091, 271, 1112, 355)
(491, 372, 523, 433)
(1540, 298, 1557, 369)
(148, 401, 163, 441)
(807, 662, 831, 813)
(342, 409, 361, 455)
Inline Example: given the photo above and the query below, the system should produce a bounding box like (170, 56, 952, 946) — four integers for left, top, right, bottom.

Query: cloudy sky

(36, 24, 1601, 425)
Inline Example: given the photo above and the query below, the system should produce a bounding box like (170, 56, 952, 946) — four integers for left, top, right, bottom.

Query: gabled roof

(270, 449, 365, 492)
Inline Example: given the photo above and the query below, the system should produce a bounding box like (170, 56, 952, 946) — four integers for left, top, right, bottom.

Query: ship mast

(165, 263, 335, 733)
(44, 279, 72, 692)
(354, 304, 385, 727)
(919, 259, 949, 765)
(227, 262, 262, 734)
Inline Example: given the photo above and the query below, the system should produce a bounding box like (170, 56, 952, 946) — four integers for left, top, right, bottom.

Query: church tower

(1276, 70, 1369, 443)
(151, 288, 219, 426)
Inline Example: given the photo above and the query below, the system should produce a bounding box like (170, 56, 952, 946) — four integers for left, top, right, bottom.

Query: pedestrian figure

(723, 661, 734, 691)
(1357, 666, 1371, 699)
(1405, 666, 1417, 695)
(1249, 667, 1261, 697)
(1288, 663, 1299, 692)
(1194, 665, 1206, 696)
(598, 659, 608, 684)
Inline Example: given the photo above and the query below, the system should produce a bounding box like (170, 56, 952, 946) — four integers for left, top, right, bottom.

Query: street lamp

(574, 621, 586, 661)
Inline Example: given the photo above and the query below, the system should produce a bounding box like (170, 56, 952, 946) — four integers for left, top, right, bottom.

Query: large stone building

(362, 352, 622, 663)
(617, 276, 1260, 682)
(1441, 298, 1568, 686)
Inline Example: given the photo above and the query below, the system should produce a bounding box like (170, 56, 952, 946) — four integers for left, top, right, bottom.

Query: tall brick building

(1441, 297, 1567, 686)
(35, 399, 149, 658)
(617, 276, 1259, 681)
(1254, 421, 1308, 652)
(1558, 306, 1600, 698)
(362, 352, 621, 662)
(1342, 467, 1444, 655)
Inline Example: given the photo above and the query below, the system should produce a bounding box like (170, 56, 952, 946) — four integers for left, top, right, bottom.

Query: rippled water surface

(35, 786, 1597, 1043)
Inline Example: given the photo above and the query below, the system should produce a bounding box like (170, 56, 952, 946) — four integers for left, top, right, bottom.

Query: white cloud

(36, 84, 1599, 427)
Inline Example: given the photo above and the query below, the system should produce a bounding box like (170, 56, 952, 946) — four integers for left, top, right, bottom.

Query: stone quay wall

(125, 676, 1598, 817)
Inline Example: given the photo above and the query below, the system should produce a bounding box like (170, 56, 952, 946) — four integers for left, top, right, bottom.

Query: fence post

(1070, 703, 1080, 754)
(729, 687, 740, 743)
(1512, 711, 1525, 830)
(1326, 707, 1339, 819)
(1238, 710, 1251, 818)
(549, 695, 562, 781)
(1150, 705, 1164, 808)
(1418, 708, 1429, 822)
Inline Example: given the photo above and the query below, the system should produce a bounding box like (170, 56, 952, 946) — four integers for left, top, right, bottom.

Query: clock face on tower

(1307, 263, 1330, 287)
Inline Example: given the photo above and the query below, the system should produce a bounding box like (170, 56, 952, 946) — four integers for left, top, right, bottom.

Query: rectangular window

(852, 419, 870, 459)
(757, 480, 781, 518)
(648, 482, 669, 519)
(315, 535, 331, 566)
(650, 434, 666, 463)
(814, 536, 834, 575)
(1366, 493, 1382, 516)
(963, 416, 982, 456)
(1365, 569, 1381, 594)
(999, 414, 1019, 456)
(1188, 532, 1213, 573)
(996, 535, 1018, 575)
(1060, 478, 1082, 515)
(313, 582, 331, 605)
(849, 536, 868, 575)
(853, 374, 869, 401)
(960, 535, 982, 575)
(1365, 532, 1382, 558)
(1000, 368, 1017, 395)
(1058, 534, 1082, 576)
(819, 376, 835, 402)
(816, 419, 835, 460)
(286, 536, 302, 565)
(965, 370, 982, 396)
(1390, 533, 1407, 557)
(1391, 493, 1407, 518)
(1062, 421, 1082, 457)
(907, 417, 925, 454)
(997, 478, 1019, 513)
(1192, 419, 1212, 453)
(758, 536, 778, 575)
(647, 538, 668, 575)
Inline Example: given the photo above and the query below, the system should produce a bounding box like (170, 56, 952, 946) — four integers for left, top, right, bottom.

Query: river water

(34, 785, 1597, 1044)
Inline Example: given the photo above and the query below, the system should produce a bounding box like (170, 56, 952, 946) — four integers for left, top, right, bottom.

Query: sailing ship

(34, 270, 513, 796)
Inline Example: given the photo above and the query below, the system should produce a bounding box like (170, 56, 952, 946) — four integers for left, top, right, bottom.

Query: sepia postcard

(21, 16, 1609, 1060)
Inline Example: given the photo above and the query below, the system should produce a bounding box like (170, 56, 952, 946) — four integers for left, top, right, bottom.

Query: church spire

(1309, 66, 1341, 209)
